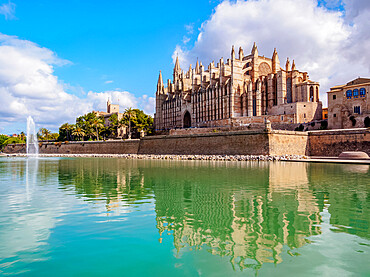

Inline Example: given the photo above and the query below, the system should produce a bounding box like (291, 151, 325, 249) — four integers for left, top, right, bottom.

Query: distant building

(322, 108, 328, 120)
(94, 100, 127, 138)
(327, 78, 370, 129)
(155, 43, 322, 130)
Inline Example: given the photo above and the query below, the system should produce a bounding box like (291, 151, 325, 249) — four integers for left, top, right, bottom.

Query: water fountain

(26, 116, 39, 157)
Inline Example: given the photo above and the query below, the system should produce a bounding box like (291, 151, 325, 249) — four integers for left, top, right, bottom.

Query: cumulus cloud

(173, 0, 370, 107)
(0, 34, 154, 133)
(0, 1, 16, 20)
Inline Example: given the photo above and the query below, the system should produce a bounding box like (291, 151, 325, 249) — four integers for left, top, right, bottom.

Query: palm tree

(72, 127, 85, 141)
(92, 117, 104, 140)
(124, 107, 136, 139)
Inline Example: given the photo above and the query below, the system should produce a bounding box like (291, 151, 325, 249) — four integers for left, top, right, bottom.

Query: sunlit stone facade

(327, 78, 370, 129)
(155, 43, 322, 130)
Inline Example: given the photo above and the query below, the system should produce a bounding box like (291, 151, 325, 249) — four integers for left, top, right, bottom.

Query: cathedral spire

(285, 57, 291, 72)
(272, 48, 280, 73)
(195, 58, 200, 74)
(157, 70, 164, 94)
(239, 46, 244, 60)
(174, 55, 181, 72)
(291, 59, 296, 71)
(231, 45, 235, 60)
(173, 55, 181, 82)
(251, 42, 258, 56)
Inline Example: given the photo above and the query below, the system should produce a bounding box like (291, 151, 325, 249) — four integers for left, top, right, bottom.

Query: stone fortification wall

(308, 128, 370, 156)
(269, 131, 309, 156)
(4, 140, 140, 155)
(3, 128, 369, 157)
(138, 131, 270, 155)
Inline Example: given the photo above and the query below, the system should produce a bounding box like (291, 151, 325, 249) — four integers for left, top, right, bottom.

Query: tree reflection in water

(55, 158, 369, 271)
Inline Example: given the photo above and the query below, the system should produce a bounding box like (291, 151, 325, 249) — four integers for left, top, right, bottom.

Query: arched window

(360, 88, 366, 96)
(316, 87, 319, 102)
(310, 86, 314, 102)
(346, 90, 352, 98)
(353, 89, 359, 97)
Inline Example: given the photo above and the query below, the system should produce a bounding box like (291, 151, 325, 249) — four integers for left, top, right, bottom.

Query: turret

(272, 48, 280, 73)
(156, 70, 164, 94)
(173, 55, 181, 81)
(238, 46, 244, 60)
(285, 57, 291, 72)
(195, 58, 200, 74)
(251, 42, 258, 57)
(107, 98, 111, 113)
(291, 59, 296, 71)
(231, 45, 235, 60)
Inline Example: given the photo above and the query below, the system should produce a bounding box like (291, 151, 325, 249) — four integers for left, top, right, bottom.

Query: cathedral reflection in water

(55, 158, 369, 270)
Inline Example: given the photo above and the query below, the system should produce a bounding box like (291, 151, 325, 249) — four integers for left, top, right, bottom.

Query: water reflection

(0, 158, 72, 273)
(56, 159, 369, 270)
(1, 157, 368, 274)
(153, 162, 322, 269)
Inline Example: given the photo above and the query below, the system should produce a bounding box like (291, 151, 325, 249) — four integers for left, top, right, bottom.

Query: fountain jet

(26, 116, 39, 157)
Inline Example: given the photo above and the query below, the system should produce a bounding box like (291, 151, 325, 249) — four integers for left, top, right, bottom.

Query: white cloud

(0, 34, 154, 133)
(173, 0, 370, 107)
(104, 80, 114, 84)
(184, 23, 194, 34)
(0, 1, 15, 20)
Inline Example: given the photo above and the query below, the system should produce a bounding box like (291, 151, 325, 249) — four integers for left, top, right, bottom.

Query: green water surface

(0, 157, 369, 276)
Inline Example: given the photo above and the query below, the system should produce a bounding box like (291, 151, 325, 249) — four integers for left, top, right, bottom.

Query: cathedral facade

(155, 43, 322, 130)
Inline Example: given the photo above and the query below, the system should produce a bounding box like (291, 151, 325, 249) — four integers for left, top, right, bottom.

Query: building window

(346, 90, 352, 99)
(304, 113, 306, 118)
(354, 106, 361, 114)
(334, 114, 336, 117)
(333, 95, 336, 100)
(353, 89, 359, 98)
(360, 88, 366, 96)
(324, 114, 328, 119)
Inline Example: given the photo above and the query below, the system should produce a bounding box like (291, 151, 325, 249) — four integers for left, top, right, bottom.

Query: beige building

(327, 78, 370, 129)
(155, 43, 322, 130)
(94, 100, 127, 138)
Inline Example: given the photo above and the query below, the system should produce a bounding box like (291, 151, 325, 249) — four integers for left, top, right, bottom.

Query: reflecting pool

(0, 157, 369, 276)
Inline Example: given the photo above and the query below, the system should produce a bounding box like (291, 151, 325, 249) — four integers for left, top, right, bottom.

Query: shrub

(320, 120, 328, 130)
(294, 124, 304, 131)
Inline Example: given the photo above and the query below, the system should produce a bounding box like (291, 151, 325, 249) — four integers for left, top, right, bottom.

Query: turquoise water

(0, 157, 369, 276)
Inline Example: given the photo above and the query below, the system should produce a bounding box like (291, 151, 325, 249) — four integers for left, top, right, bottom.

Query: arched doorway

(183, 111, 191, 128)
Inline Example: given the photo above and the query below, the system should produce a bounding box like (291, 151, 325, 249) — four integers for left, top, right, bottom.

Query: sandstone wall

(269, 131, 309, 156)
(138, 131, 270, 155)
(3, 128, 369, 157)
(308, 128, 370, 156)
(4, 140, 140, 155)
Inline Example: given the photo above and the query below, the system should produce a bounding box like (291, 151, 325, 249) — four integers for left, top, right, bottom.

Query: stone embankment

(5, 153, 307, 161)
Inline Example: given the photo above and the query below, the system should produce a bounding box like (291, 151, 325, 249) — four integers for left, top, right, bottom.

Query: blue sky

(1, 0, 220, 98)
(0, 0, 369, 134)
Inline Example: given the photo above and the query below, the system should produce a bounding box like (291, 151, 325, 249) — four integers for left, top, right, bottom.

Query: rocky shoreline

(2, 153, 307, 161)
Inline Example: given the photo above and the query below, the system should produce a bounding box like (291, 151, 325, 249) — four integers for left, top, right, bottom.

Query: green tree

(107, 114, 119, 138)
(50, 133, 59, 141)
(76, 112, 98, 140)
(72, 127, 85, 141)
(92, 116, 105, 140)
(0, 134, 9, 150)
(123, 108, 136, 139)
(38, 128, 52, 141)
(3, 137, 25, 146)
(59, 123, 75, 141)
